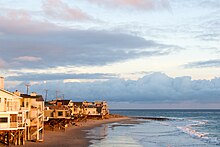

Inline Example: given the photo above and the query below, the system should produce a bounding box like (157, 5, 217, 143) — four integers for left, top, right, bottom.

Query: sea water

(86, 109, 220, 147)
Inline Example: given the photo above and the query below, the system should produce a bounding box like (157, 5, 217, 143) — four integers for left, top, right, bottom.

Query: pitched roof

(0, 89, 22, 98)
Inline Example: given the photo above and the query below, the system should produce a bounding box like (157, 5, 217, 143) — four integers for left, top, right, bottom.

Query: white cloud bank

(7, 72, 220, 108)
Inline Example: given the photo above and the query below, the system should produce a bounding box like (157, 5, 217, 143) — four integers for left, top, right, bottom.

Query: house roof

(47, 105, 68, 110)
(72, 102, 83, 107)
(45, 101, 53, 106)
(20, 94, 44, 101)
(0, 89, 22, 98)
(56, 100, 71, 105)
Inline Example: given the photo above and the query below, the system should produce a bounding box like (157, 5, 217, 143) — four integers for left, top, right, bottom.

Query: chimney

(14, 90, 21, 96)
(30, 92, 37, 97)
(0, 77, 4, 89)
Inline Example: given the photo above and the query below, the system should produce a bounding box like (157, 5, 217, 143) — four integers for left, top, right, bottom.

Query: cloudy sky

(0, 0, 220, 108)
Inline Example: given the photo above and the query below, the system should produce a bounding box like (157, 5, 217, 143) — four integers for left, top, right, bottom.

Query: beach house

(44, 99, 72, 119)
(71, 102, 83, 116)
(0, 77, 27, 145)
(82, 101, 109, 117)
(14, 91, 44, 142)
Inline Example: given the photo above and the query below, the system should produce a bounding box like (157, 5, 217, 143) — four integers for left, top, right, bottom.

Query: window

(21, 101, 24, 107)
(10, 114, 17, 122)
(0, 117, 8, 123)
(26, 102, 28, 107)
(0, 98, 1, 103)
(58, 111, 63, 116)
(26, 112, 29, 119)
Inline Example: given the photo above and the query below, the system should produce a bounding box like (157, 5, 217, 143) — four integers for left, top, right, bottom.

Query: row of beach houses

(0, 77, 109, 145)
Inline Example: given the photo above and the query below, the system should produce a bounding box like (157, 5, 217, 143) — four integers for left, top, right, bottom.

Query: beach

(24, 117, 130, 147)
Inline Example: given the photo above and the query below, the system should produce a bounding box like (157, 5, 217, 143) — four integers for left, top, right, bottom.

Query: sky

(0, 0, 220, 108)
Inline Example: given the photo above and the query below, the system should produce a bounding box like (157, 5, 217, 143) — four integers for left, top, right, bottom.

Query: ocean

(86, 109, 220, 147)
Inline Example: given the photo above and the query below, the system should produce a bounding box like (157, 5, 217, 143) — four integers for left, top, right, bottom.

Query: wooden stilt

(18, 130, 20, 145)
(21, 130, 25, 145)
(6, 132, 9, 145)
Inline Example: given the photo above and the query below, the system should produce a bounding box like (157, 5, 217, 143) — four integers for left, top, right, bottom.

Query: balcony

(20, 107, 29, 111)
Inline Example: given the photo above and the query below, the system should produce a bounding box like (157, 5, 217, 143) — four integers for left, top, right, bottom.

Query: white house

(0, 77, 27, 145)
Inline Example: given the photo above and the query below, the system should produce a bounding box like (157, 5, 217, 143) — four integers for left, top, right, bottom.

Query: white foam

(177, 125, 209, 138)
(176, 119, 220, 145)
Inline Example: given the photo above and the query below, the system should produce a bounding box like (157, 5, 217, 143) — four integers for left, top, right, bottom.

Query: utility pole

(45, 89, 48, 102)
(25, 84, 31, 95)
(55, 90, 60, 100)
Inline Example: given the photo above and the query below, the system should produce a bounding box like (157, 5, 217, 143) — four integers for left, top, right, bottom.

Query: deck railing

(10, 122, 17, 128)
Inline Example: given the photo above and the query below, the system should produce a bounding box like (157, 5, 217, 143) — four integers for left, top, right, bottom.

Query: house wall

(0, 90, 28, 131)
(54, 110, 67, 118)
(83, 108, 98, 115)
(44, 110, 54, 118)
(0, 113, 10, 129)
(19, 96, 44, 141)
(0, 91, 20, 112)
(71, 107, 82, 115)
(21, 98, 44, 116)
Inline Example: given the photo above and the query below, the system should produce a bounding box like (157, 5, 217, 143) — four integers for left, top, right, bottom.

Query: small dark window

(10, 114, 17, 122)
(0, 117, 8, 123)
(58, 111, 63, 116)
(21, 102, 24, 107)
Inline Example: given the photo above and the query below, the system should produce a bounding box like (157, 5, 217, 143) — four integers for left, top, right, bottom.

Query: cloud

(0, 58, 6, 68)
(199, 0, 220, 8)
(42, 0, 92, 21)
(85, 0, 170, 10)
(0, 9, 58, 35)
(14, 56, 42, 62)
(0, 19, 179, 68)
(184, 59, 220, 68)
(0, 6, 180, 69)
(7, 73, 116, 81)
(7, 72, 220, 105)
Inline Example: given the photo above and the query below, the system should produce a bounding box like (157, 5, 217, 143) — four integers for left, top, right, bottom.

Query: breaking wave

(177, 120, 220, 145)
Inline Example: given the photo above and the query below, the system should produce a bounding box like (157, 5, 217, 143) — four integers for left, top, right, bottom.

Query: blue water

(86, 109, 220, 147)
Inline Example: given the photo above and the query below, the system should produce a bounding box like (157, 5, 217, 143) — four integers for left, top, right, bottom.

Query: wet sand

(24, 117, 130, 147)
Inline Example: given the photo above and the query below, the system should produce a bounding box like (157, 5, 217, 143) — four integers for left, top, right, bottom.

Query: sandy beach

(24, 117, 130, 147)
